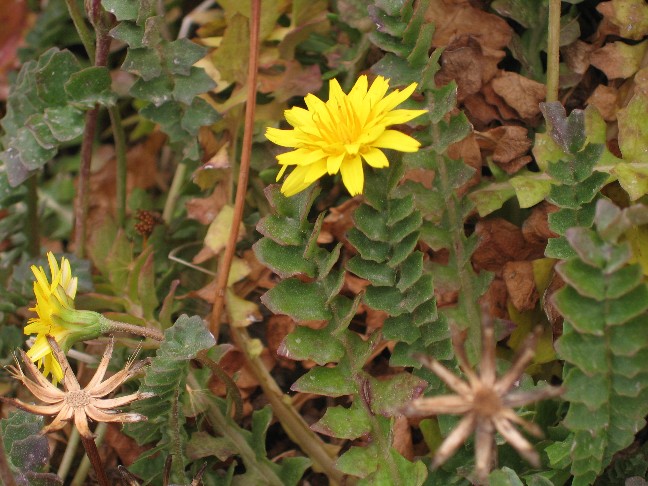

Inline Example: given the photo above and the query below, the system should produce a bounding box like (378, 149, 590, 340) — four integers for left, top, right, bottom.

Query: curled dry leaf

(587, 84, 619, 121)
(491, 72, 546, 120)
(561, 40, 595, 76)
(426, 0, 512, 51)
(476, 126, 532, 174)
(503, 260, 539, 312)
(472, 218, 542, 272)
(435, 35, 504, 102)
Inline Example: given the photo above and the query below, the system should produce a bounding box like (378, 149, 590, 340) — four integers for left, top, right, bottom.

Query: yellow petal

(367, 76, 390, 107)
(327, 152, 345, 174)
(265, 127, 298, 148)
(277, 148, 327, 166)
(303, 160, 328, 183)
(382, 109, 428, 126)
(340, 156, 364, 196)
(281, 165, 316, 197)
(376, 82, 418, 113)
(285, 106, 313, 128)
(361, 148, 390, 168)
(373, 130, 421, 152)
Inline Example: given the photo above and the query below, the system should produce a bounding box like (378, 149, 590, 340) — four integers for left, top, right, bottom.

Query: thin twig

(210, 0, 261, 336)
(546, 0, 561, 102)
(229, 327, 345, 485)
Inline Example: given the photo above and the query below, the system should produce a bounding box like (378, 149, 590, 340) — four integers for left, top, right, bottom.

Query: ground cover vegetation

(0, 0, 647, 484)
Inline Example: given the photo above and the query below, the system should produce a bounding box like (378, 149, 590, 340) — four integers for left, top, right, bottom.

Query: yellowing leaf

(204, 205, 245, 254)
(625, 225, 648, 276)
(226, 288, 261, 328)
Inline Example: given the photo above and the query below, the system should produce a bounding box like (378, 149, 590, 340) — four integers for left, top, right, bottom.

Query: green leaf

(64, 66, 116, 107)
(291, 366, 355, 397)
(311, 402, 372, 439)
(43, 105, 84, 141)
(173, 67, 216, 105)
(121, 47, 162, 81)
(261, 278, 332, 321)
(434, 112, 472, 153)
(337, 445, 378, 478)
(102, 0, 139, 20)
(166, 39, 209, 76)
(347, 256, 396, 286)
(280, 325, 345, 365)
(368, 373, 426, 415)
(540, 102, 586, 154)
(253, 238, 317, 278)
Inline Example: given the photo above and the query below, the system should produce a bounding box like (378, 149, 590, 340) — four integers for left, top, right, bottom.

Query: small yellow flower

(266, 75, 426, 197)
(24, 252, 103, 384)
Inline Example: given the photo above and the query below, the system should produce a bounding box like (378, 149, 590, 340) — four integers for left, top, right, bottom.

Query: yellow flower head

(266, 75, 427, 197)
(24, 252, 102, 384)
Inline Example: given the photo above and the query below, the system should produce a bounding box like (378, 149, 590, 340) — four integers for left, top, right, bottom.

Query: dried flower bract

(403, 320, 563, 484)
(2, 335, 153, 439)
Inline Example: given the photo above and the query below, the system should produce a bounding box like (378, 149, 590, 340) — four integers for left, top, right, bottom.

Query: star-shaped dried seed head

(1, 335, 153, 439)
(402, 319, 563, 484)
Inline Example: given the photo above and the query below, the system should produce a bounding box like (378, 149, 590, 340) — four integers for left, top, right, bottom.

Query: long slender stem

(77, 432, 109, 486)
(187, 374, 285, 486)
(57, 427, 81, 480)
(229, 327, 344, 485)
(73, 24, 112, 258)
(64, 0, 96, 63)
(210, 0, 261, 336)
(26, 174, 40, 257)
(108, 106, 128, 228)
(162, 159, 185, 224)
(0, 428, 18, 486)
(546, 0, 561, 102)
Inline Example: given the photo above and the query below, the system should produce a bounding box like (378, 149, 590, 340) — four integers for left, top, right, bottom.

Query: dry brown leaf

(435, 35, 504, 101)
(491, 72, 546, 120)
(266, 315, 296, 369)
(85, 132, 165, 236)
(105, 424, 148, 466)
(473, 218, 534, 272)
(185, 183, 228, 225)
(587, 84, 619, 121)
(483, 277, 508, 319)
(447, 133, 482, 192)
(482, 82, 520, 121)
(590, 40, 648, 79)
(463, 92, 502, 128)
(0, 0, 28, 100)
(522, 202, 559, 248)
(503, 260, 539, 312)
(426, 0, 512, 50)
(477, 126, 532, 173)
(258, 59, 323, 103)
(561, 40, 595, 75)
(392, 415, 414, 461)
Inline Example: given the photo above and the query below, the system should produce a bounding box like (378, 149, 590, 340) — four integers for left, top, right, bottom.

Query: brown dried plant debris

(403, 320, 563, 484)
(1, 336, 152, 439)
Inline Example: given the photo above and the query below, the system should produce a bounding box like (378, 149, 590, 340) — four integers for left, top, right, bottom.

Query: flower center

(65, 390, 91, 408)
(472, 385, 502, 417)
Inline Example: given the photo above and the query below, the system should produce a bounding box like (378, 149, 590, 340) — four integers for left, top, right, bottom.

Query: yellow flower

(24, 252, 103, 384)
(266, 75, 427, 197)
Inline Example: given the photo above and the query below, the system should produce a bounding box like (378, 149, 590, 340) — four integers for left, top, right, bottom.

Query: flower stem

(229, 327, 344, 485)
(57, 427, 80, 480)
(102, 317, 165, 341)
(73, 21, 112, 258)
(26, 174, 40, 257)
(546, 0, 561, 102)
(64, 0, 96, 63)
(108, 105, 128, 228)
(77, 430, 109, 486)
(0, 427, 18, 486)
(187, 373, 286, 486)
(210, 0, 261, 336)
